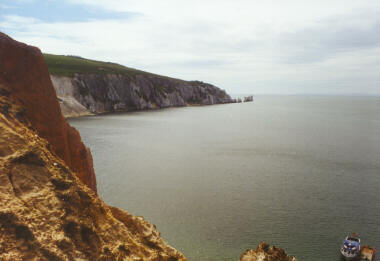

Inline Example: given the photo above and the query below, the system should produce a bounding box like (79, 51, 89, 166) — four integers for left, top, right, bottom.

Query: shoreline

(64, 100, 236, 119)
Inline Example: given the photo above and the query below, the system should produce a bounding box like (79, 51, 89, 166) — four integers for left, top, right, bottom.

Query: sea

(69, 95, 380, 261)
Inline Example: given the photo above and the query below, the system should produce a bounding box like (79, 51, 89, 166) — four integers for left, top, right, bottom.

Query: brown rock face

(0, 33, 96, 193)
(239, 242, 297, 261)
(0, 100, 186, 260)
(0, 32, 186, 260)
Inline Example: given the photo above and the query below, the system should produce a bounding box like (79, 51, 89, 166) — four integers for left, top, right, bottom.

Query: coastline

(50, 73, 234, 119)
(64, 101, 233, 119)
(0, 32, 298, 261)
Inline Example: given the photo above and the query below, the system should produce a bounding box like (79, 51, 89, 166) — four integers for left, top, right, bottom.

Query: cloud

(1, 0, 380, 95)
(276, 10, 380, 64)
(0, 0, 139, 23)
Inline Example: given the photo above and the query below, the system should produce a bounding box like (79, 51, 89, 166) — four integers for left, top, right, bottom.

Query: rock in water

(239, 242, 297, 261)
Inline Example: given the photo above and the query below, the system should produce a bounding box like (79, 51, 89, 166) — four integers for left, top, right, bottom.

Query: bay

(69, 95, 380, 261)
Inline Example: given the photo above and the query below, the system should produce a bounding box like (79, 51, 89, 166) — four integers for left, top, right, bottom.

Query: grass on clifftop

(43, 53, 155, 77)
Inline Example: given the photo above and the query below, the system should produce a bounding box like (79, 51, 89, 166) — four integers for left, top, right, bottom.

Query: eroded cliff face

(0, 99, 185, 260)
(239, 242, 297, 261)
(0, 33, 96, 192)
(0, 32, 186, 260)
(51, 72, 233, 117)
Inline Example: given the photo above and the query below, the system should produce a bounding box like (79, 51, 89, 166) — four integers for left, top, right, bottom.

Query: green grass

(43, 53, 158, 78)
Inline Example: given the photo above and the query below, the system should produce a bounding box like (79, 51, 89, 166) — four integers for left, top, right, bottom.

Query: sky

(1, 0, 379, 95)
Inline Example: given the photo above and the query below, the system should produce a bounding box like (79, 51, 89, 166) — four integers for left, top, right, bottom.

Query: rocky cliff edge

(0, 104, 185, 260)
(0, 33, 96, 192)
(0, 32, 186, 260)
(45, 54, 233, 117)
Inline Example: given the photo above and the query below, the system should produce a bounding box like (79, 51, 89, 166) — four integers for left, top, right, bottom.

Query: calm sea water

(69, 96, 380, 261)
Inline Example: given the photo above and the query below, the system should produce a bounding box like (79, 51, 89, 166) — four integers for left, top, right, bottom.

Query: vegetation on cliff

(44, 53, 183, 83)
(43, 53, 152, 78)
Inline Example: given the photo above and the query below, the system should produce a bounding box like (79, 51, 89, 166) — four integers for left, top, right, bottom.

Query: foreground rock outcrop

(46, 55, 233, 117)
(239, 242, 297, 261)
(0, 107, 185, 260)
(0, 33, 96, 192)
(0, 33, 185, 260)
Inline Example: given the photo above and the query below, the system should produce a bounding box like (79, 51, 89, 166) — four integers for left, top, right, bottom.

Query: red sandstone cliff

(0, 32, 96, 193)
(0, 94, 186, 260)
(0, 32, 186, 260)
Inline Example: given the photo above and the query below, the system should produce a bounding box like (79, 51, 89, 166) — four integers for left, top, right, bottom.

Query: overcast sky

(1, 0, 379, 95)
